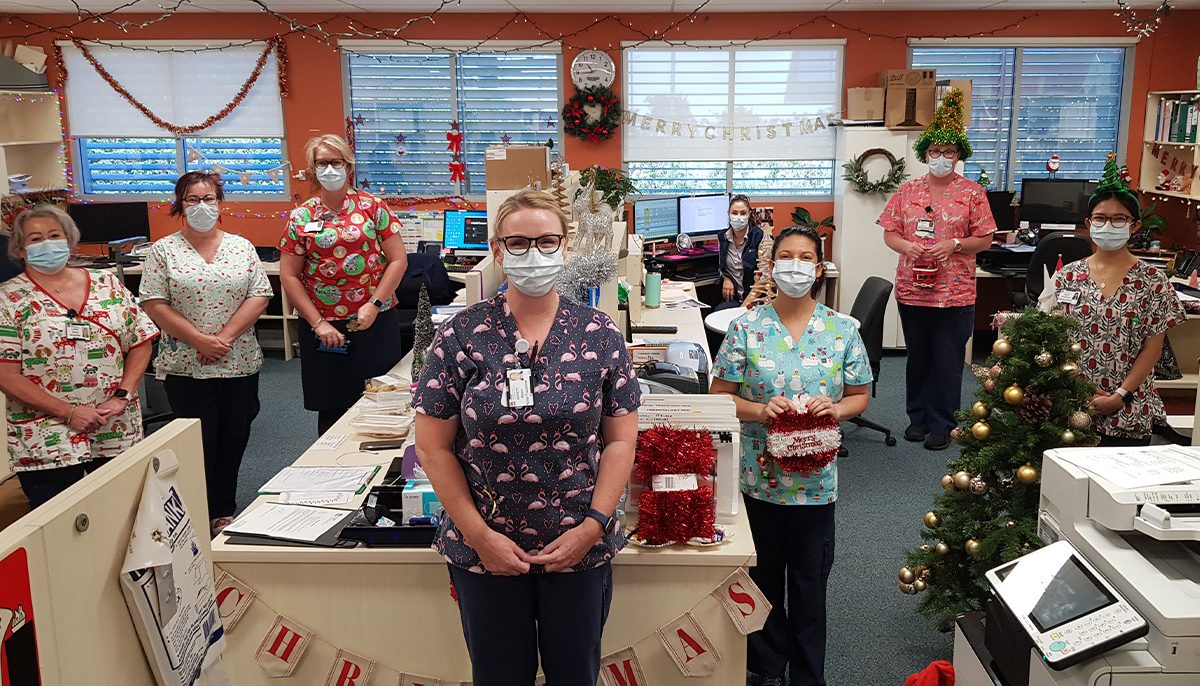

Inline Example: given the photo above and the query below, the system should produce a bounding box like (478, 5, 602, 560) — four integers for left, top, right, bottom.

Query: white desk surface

(703, 305, 859, 335)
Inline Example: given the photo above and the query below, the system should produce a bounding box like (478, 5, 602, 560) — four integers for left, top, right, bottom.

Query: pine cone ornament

(1015, 389, 1052, 424)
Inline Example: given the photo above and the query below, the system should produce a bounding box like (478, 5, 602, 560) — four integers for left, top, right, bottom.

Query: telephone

(1173, 249, 1198, 278)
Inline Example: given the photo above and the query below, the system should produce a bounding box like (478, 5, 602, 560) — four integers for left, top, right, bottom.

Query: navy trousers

(743, 495, 836, 686)
(447, 563, 613, 686)
(897, 303, 975, 436)
(17, 457, 112, 509)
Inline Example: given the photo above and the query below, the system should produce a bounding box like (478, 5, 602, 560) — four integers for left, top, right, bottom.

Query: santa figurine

(1156, 168, 1171, 190)
(1046, 154, 1061, 175)
(1119, 165, 1134, 186)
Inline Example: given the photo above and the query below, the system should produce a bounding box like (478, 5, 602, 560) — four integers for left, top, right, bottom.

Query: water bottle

(644, 267, 662, 308)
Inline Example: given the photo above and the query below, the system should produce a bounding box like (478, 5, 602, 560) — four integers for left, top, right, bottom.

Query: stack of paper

(258, 466, 380, 495)
(224, 503, 354, 545)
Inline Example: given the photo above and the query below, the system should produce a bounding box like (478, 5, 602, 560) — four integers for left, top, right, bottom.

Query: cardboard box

(880, 69, 937, 130)
(483, 145, 550, 191)
(401, 481, 442, 521)
(881, 69, 937, 90)
(846, 87, 885, 121)
(937, 79, 973, 124)
(13, 45, 46, 75)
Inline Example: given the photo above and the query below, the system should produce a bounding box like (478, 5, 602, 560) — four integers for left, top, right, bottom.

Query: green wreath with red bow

(562, 86, 621, 143)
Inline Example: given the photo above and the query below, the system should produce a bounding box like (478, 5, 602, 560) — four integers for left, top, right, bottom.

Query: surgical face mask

(729, 214, 750, 231)
(185, 202, 220, 232)
(503, 248, 565, 297)
(1090, 222, 1130, 252)
(927, 157, 956, 178)
(316, 165, 348, 192)
(25, 239, 70, 274)
(773, 258, 818, 299)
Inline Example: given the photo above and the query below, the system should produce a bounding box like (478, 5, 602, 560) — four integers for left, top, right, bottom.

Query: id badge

(302, 221, 323, 234)
(915, 218, 936, 239)
(1057, 289, 1080, 305)
(66, 322, 89, 341)
(505, 368, 534, 408)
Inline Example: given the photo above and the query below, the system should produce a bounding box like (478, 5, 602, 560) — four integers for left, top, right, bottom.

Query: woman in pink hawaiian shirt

(280, 134, 409, 434)
(877, 90, 995, 451)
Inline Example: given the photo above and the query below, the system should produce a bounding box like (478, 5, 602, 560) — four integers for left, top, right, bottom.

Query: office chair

(841, 276, 896, 455)
(1014, 231, 1091, 306)
(396, 253, 456, 358)
(140, 344, 174, 434)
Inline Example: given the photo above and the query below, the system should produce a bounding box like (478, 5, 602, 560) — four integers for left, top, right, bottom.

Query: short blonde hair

(9, 205, 80, 260)
(493, 190, 570, 237)
(304, 134, 355, 182)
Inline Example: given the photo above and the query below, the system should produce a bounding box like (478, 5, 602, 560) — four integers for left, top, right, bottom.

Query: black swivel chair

(841, 276, 897, 454)
(396, 253, 456, 358)
(1014, 231, 1092, 306)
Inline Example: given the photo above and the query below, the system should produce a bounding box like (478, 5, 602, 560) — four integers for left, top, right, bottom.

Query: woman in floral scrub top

(280, 134, 409, 434)
(1054, 165, 1187, 447)
(711, 227, 871, 686)
(0, 206, 158, 508)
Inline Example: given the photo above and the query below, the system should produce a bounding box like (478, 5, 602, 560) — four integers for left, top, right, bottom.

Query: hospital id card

(915, 218, 936, 239)
(503, 368, 533, 408)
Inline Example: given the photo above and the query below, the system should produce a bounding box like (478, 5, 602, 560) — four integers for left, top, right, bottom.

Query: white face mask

(184, 202, 220, 232)
(773, 259, 818, 299)
(503, 248, 565, 297)
(729, 215, 750, 230)
(1091, 222, 1130, 252)
(927, 157, 955, 178)
(316, 165, 348, 192)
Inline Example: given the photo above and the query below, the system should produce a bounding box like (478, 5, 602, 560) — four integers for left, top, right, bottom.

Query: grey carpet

(236, 352, 973, 685)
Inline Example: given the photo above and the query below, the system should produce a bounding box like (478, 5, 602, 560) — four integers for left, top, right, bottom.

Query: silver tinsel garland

(556, 248, 619, 302)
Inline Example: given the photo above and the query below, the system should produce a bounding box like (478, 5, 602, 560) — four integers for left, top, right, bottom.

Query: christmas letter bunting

(399, 675, 443, 686)
(599, 648, 647, 686)
(214, 571, 255, 632)
(255, 615, 313, 677)
(713, 568, 772, 635)
(323, 649, 375, 686)
(656, 612, 720, 677)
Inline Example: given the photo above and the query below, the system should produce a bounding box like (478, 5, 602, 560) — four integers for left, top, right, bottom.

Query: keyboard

(444, 263, 474, 273)
(630, 325, 678, 335)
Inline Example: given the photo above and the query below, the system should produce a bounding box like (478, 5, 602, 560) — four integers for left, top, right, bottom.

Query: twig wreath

(842, 147, 908, 195)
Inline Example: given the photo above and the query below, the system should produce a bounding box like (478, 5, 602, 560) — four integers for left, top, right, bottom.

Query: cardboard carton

(846, 87, 885, 121)
(881, 69, 937, 130)
(483, 145, 550, 191)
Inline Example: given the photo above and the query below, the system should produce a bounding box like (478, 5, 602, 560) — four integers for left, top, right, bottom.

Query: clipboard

(220, 504, 360, 548)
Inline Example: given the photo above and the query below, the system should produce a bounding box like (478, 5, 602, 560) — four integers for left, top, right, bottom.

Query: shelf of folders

(1141, 90, 1200, 203)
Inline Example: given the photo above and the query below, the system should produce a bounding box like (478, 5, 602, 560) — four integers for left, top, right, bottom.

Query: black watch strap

(585, 508, 616, 534)
(113, 388, 130, 399)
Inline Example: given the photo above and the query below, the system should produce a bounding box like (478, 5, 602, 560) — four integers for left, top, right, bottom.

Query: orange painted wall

(5, 9, 1199, 248)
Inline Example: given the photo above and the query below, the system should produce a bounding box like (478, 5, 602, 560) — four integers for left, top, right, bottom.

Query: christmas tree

(896, 308, 1097, 628)
(411, 282, 434, 379)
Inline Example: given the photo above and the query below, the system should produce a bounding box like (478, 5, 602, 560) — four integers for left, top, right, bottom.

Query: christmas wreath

(562, 86, 621, 143)
(842, 147, 908, 196)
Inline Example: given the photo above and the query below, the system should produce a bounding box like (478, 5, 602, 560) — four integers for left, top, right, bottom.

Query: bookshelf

(0, 90, 67, 199)
(1140, 90, 1200, 201)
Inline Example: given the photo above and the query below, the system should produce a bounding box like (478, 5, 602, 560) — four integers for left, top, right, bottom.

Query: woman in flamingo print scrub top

(414, 190, 641, 686)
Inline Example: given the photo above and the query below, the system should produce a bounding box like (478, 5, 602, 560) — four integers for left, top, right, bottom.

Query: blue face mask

(25, 239, 70, 274)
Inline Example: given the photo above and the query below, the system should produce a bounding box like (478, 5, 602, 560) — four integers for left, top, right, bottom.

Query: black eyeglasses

(497, 234, 564, 256)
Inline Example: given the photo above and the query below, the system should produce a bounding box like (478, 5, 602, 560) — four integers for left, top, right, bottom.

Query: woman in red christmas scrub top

(280, 134, 409, 434)
(1053, 157, 1186, 447)
(0, 206, 158, 508)
(877, 89, 995, 451)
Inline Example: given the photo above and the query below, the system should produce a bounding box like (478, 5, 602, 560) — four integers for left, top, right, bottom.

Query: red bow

(446, 129, 464, 155)
(449, 159, 466, 183)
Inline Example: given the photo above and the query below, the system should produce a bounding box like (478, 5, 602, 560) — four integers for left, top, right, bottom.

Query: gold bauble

(1060, 361, 1080, 376)
(940, 474, 956, 492)
(1070, 342, 1083, 356)
(1003, 384, 1025, 405)
(899, 582, 917, 595)
(964, 538, 982, 556)
(899, 567, 916, 584)
(1035, 350, 1054, 367)
(919, 544, 932, 553)
(1061, 429, 1076, 445)
(971, 421, 991, 441)
(1069, 411, 1092, 430)
(934, 542, 950, 556)
(992, 338, 1013, 357)
(924, 511, 941, 529)
(953, 470, 972, 490)
(1016, 464, 1039, 486)
(913, 579, 927, 592)
(972, 401, 989, 419)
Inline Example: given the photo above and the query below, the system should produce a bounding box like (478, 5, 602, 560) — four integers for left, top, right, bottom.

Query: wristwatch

(585, 508, 618, 535)
(1115, 387, 1134, 405)
(113, 388, 130, 400)
(371, 298, 384, 308)
(952, 238, 963, 253)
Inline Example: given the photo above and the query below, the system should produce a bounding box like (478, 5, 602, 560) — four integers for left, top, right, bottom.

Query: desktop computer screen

(67, 202, 151, 244)
(443, 210, 489, 250)
(987, 191, 1017, 232)
(679, 193, 730, 235)
(1020, 179, 1098, 226)
(632, 197, 679, 241)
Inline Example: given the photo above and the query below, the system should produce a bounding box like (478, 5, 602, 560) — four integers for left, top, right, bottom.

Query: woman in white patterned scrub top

(710, 226, 872, 686)
(140, 171, 273, 535)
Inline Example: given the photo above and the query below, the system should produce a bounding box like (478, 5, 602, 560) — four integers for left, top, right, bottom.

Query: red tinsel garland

(634, 426, 716, 545)
(766, 410, 841, 474)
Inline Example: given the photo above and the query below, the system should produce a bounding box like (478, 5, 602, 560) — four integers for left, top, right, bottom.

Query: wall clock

(571, 50, 616, 90)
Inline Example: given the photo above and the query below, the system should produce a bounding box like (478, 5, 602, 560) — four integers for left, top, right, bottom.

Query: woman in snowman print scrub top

(710, 226, 871, 686)
(414, 190, 641, 686)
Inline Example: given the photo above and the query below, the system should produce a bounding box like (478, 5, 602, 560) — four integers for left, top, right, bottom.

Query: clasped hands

(904, 239, 956, 263)
(468, 518, 605, 575)
(758, 395, 839, 424)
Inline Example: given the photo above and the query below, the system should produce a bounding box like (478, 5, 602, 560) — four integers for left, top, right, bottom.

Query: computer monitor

(66, 202, 151, 244)
(632, 197, 679, 242)
(1020, 179, 1098, 227)
(679, 193, 730, 235)
(443, 210, 489, 250)
(987, 191, 1017, 232)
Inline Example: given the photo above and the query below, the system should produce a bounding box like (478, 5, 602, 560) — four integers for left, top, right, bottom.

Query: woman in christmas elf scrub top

(710, 225, 871, 686)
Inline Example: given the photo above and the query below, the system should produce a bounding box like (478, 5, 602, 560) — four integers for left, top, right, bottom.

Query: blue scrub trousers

(897, 303, 975, 436)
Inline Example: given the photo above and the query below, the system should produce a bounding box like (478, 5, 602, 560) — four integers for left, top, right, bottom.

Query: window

(623, 44, 843, 197)
(345, 50, 562, 197)
(911, 45, 1131, 191)
(61, 42, 287, 197)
